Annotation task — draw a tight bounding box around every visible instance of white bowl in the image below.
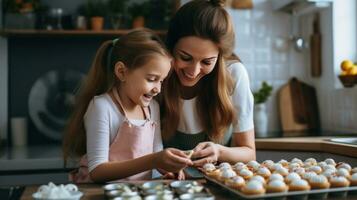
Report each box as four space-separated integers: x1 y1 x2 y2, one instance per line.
32 191 83 200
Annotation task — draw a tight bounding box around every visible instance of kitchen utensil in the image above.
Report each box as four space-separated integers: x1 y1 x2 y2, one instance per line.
11 117 27 147
310 13 322 77
279 80 308 135
291 14 306 52
279 78 320 136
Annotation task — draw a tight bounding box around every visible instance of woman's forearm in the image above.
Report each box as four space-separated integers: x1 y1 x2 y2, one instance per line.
218 145 256 164
90 152 159 182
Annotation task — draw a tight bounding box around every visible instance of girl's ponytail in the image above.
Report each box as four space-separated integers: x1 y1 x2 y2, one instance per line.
63 41 113 165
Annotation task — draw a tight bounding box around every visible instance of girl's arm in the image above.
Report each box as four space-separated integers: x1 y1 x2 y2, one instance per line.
90 148 192 183
192 129 256 166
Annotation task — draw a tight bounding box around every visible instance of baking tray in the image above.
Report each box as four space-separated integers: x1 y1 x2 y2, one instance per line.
205 175 357 199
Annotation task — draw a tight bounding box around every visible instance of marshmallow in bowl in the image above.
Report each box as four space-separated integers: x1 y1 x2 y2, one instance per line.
36 182 78 199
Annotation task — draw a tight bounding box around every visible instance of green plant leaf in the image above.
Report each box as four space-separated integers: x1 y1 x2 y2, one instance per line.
253 81 273 104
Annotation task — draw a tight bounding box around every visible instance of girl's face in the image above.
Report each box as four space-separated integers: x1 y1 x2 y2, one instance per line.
120 54 171 108
173 36 219 87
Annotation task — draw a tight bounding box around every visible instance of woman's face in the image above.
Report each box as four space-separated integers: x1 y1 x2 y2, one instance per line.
173 36 219 87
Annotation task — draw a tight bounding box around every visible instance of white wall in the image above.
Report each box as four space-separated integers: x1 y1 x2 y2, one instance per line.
229 0 357 134
228 0 298 135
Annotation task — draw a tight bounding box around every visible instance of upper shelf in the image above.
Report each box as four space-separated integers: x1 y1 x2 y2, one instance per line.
0 29 167 37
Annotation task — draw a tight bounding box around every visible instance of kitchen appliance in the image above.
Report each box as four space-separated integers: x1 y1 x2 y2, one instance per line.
28 70 84 141
279 78 320 136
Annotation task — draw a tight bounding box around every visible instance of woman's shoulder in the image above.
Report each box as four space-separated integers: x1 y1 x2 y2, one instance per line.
226 61 247 74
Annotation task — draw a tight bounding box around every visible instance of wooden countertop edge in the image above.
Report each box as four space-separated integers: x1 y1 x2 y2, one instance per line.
255 138 357 157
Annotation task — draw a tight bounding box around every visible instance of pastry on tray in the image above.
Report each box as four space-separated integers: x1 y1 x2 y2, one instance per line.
309 175 330 189
202 158 357 196
241 180 265 195
350 173 357 186
329 176 350 188
266 179 288 193
225 176 245 190
289 179 311 191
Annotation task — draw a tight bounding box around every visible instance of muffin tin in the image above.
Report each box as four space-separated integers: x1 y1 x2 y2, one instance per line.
201 158 357 199
103 180 214 200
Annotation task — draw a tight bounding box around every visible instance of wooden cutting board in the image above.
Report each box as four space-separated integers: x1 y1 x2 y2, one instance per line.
279 78 320 136
279 82 308 135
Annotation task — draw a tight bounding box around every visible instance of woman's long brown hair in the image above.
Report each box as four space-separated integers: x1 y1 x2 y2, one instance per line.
163 0 237 143
63 29 170 166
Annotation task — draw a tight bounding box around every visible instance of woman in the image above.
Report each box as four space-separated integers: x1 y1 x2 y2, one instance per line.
162 0 256 167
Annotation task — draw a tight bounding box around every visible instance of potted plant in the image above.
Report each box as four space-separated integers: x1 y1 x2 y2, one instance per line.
82 0 107 31
107 0 128 29
253 81 273 138
128 2 149 28
145 0 174 29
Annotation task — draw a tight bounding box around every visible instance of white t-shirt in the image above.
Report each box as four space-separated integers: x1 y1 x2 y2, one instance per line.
177 62 254 135
84 94 163 172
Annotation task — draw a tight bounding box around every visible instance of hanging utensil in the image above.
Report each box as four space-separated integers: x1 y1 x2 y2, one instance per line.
291 13 306 52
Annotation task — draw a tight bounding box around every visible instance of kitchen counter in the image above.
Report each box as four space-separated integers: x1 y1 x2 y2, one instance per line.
0 145 76 186
19 181 357 200
256 136 357 157
1 136 357 171
0 145 75 171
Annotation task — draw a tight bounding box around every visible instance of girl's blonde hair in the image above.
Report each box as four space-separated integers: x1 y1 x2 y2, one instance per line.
163 0 236 143
63 29 170 164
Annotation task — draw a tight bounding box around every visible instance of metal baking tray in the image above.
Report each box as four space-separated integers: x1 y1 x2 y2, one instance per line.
205 175 357 199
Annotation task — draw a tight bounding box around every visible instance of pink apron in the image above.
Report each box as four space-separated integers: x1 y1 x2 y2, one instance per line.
70 89 156 182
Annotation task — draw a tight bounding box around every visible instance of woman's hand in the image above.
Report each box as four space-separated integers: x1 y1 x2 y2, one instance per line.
155 148 193 173
192 142 221 167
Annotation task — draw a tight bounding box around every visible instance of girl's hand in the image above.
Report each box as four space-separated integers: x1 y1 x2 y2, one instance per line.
155 148 193 173
160 170 185 180
177 170 185 180
192 142 221 167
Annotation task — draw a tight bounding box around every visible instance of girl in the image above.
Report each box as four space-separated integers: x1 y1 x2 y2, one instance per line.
63 29 192 183
162 0 256 168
